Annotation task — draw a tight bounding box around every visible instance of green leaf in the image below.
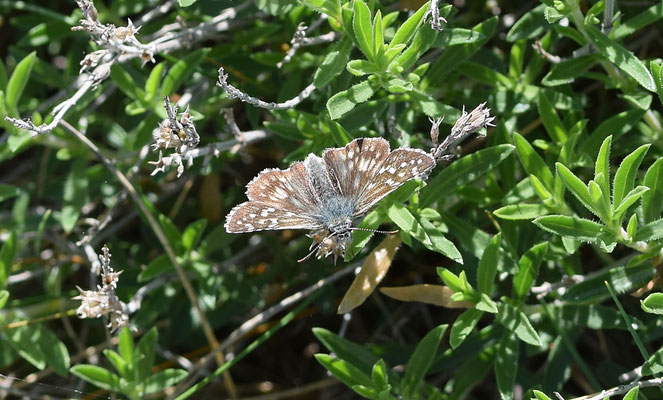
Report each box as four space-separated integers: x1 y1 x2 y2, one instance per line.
118 328 135 367
494 203 549 220
594 136 612 198
477 233 500 294
559 304 643 330
613 3 663 39
533 215 604 241
371 359 389 391
652 61 663 108
421 144 514 207
6 51 37 112
396 21 438 71
623 386 639 400
315 354 374 390
138 254 172 282
641 293 663 315
39 326 70 376
326 80 375 119
0 231 16 290
581 109 645 157
513 242 548 300
0 290 8 309
542 54 599 86
178 0 196 6
389 2 429 48
300 0 342 22
0 184 20 203
437 267 462 293
403 324 447 398
496 303 541 346
562 262 655 303
352 0 374 60
418 217 463 264
476 293 498 313
642 346 663 376
70 365 121 391
537 91 567 142
642 158 663 222
506 4 546 41
110 64 144 101
60 159 88 233
182 219 207 251
613 144 649 208
314 36 353 88
103 350 129 378
372 10 383 53
495 332 519 400
144 62 165 102
584 24 655 91
161 48 208 95
449 308 483 349
555 163 599 216
513 132 554 190
635 219 663 242
613 186 649 221
144 369 188 394
313 328 380 374
135 327 158 381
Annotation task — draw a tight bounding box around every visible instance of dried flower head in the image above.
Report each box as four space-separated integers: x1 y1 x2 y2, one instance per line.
73 245 128 332
113 18 141 42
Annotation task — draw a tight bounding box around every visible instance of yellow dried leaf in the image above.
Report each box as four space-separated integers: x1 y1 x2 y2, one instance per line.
337 234 401 314
380 284 474 308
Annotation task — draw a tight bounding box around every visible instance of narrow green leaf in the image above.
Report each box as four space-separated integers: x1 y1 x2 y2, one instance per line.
533 215 604 241
542 54 599 86
403 324 447 398
494 203 549 220
110 64 144 101
477 233 500 294
6 51 37 112
0 290 8 309
532 390 554 400
161 48 207 95
584 24 655 91
6 324 47 370
513 132 554 190
144 62 165 102
613 3 663 39
642 158 663 222
70 365 121 391
562 262 655 303
182 219 207 251
476 293 498 313
495 332 519 400
103 350 128 378
623 386 639 400
613 186 649 221
144 369 188 394
449 308 483 349
496 303 541 346
352 0 374 59
635 219 663 242
581 109 645 157
506 4 546 41
39 326 70 376
0 184 20 203
372 10 383 53
555 163 599 216
440 213 492 261
652 61 663 108
418 217 463 263
314 36 353 88
594 136 612 198
421 144 514 207
513 242 548 300
537 91 567 142
315 354 374 389
642 347 663 376
437 267 462 293
0 231 16 290
326 80 375 119
313 328 380 374
158 213 182 248
396 21 438 71
641 293 663 315
559 304 643 330
135 327 158 381
390 1 429 48
371 359 389 391
613 144 649 208
60 159 88 233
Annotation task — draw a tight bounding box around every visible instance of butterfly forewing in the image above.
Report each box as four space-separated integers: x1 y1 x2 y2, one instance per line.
246 162 320 214
225 201 319 232
322 137 390 201
355 148 435 215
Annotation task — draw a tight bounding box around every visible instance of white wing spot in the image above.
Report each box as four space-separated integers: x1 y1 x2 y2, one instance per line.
348 150 354 159
249 213 256 218
388 167 397 174
417 159 423 165
400 162 407 168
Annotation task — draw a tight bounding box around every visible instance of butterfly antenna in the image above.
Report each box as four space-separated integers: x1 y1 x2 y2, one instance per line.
349 227 399 235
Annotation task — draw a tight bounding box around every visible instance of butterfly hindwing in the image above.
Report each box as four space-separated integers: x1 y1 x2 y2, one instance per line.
225 201 319 233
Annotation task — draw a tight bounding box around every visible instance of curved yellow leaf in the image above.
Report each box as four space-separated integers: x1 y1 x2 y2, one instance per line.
337 234 401 314
380 284 474 308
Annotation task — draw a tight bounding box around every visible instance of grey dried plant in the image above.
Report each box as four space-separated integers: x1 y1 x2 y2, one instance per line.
73 245 128 332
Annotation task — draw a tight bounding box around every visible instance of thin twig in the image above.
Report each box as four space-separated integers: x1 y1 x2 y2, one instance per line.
217 67 316 110
56 119 237 398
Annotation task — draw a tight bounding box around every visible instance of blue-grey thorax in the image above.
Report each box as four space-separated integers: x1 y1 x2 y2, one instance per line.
314 195 355 233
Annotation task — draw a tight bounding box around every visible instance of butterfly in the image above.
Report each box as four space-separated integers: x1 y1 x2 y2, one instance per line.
224 137 436 262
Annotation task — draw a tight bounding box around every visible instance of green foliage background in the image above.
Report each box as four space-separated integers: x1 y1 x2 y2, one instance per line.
1 0 663 399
